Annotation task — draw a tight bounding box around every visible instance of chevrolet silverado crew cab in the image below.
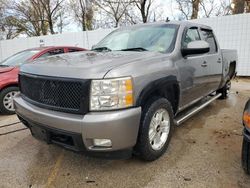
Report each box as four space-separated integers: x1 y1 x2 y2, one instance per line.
14 21 237 161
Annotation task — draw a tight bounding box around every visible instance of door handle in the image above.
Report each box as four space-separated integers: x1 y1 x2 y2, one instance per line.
217 58 222 63
201 61 207 67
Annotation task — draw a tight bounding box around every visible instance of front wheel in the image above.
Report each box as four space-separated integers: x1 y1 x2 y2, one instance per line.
135 97 174 161
0 86 19 115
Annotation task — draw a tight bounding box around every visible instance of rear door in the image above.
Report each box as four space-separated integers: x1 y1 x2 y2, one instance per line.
200 28 222 94
178 27 208 108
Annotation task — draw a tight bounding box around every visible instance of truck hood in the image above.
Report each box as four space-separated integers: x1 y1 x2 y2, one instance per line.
20 51 161 79
0 66 15 73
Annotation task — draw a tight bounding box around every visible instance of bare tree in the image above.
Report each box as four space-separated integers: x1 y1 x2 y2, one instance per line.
231 0 250 14
94 0 133 27
40 0 64 34
133 0 154 23
232 0 245 14
0 1 6 39
29 0 48 35
69 0 94 31
191 0 199 19
176 0 201 20
200 0 214 17
246 0 250 13
217 0 232 16
200 0 231 17
124 7 138 24
176 0 192 20
6 0 65 36
1 16 26 39
177 0 232 19
7 0 45 36
57 9 69 33
0 1 24 39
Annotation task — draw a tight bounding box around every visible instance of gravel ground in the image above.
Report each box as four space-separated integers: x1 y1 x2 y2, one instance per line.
0 78 250 188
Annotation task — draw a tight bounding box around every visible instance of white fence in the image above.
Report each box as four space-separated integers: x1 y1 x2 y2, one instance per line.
0 13 250 76
0 28 114 62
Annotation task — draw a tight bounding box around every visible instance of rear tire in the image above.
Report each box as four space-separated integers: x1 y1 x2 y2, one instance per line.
217 81 231 99
135 97 174 161
242 137 250 175
0 86 19 115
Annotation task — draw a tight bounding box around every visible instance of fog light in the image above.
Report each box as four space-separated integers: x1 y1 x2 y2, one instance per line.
93 139 112 147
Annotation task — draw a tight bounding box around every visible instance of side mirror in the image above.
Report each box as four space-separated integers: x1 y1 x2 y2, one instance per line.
91 44 97 50
181 40 210 57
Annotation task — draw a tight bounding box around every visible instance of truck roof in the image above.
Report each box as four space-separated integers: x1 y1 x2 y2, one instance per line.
118 21 212 31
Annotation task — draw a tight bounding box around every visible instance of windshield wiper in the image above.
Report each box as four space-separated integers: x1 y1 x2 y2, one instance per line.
0 65 9 67
120 47 148 52
92 47 112 52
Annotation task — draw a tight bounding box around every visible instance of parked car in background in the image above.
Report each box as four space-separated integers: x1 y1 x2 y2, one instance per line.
14 21 237 161
0 46 86 114
242 99 250 174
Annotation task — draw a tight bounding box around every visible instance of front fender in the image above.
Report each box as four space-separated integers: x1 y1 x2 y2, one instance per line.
136 75 180 113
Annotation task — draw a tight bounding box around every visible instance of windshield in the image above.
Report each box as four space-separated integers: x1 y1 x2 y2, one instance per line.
93 24 179 53
0 50 40 67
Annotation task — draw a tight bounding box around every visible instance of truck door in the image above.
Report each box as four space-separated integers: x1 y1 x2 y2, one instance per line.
178 27 208 108
200 28 222 95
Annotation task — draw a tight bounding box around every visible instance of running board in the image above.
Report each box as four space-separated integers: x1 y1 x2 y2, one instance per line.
175 93 222 126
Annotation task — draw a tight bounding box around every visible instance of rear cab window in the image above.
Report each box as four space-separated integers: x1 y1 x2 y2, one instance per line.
200 29 218 54
39 48 65 58
67 48 84 53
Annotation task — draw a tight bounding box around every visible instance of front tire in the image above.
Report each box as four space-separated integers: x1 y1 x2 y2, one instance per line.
0 86 19 115
135 97 174 161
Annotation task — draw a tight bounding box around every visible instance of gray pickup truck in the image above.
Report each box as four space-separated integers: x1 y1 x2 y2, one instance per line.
14 21 237 161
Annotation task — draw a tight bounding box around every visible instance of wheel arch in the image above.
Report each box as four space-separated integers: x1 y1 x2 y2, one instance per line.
228 61 236 79
0 83 19 92
136 76 180 114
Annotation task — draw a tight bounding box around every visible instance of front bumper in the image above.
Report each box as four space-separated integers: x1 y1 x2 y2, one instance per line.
14 96 141 158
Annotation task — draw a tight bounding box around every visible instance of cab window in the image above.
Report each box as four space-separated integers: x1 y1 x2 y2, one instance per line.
39 48 64 58
68 48 83 53
183 27 201 48
200 29 217 54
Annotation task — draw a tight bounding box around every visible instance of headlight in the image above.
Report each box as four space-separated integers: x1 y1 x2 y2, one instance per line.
90 77 134 111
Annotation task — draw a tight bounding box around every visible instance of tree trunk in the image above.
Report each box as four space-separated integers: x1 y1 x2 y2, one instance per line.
41 20 47 35
48 18 55 34
191 0 200 19
245 0 250 13
232 0 245 14
140 0 147 23
115 18 119 28
81 14 86 31
86 6 93 30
